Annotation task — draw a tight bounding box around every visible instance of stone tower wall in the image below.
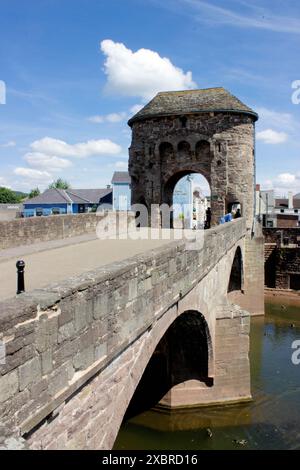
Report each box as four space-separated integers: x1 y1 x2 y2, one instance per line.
129 112 255 230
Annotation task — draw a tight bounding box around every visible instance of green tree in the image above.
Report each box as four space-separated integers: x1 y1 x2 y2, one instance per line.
0 187 21 203
48 178 71 190
28 187 40 199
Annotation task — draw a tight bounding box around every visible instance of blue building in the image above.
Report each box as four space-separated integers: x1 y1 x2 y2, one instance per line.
111 171 131 211
23 187 112 216
173 175 193 226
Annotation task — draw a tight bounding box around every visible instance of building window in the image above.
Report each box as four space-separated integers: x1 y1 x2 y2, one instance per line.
294 209 298 213
280 209 284 213
52 208 60 215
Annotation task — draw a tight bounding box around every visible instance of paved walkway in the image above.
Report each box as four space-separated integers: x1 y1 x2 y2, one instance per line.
0 232 173 302
0 232 98 261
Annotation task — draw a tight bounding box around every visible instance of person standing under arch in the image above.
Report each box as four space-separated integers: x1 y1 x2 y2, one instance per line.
205 207 212 229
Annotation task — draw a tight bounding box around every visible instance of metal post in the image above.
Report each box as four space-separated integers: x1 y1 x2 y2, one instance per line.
16 260 25 294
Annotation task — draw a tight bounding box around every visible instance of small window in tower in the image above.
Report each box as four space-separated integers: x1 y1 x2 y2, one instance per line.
179 116 187 128
218 143 221 152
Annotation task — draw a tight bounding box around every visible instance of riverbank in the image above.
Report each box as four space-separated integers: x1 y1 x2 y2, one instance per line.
265 288 300 307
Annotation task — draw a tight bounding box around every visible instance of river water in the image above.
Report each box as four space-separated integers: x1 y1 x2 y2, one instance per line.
114 299 300 450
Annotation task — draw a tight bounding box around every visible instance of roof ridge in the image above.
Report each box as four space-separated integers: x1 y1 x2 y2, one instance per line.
52 188 69 204
157 87 225 95
128 87 258 126
61 189 73 204
66 189 91 203
53 188 72 204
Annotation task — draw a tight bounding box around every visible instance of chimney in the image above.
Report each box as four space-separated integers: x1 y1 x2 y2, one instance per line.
256 184 260 191
288 191 293 209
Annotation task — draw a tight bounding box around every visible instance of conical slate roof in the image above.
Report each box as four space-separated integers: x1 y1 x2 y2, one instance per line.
128 87 258 126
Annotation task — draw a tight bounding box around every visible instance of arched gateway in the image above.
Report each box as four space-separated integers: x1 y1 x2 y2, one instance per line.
128 87 258 229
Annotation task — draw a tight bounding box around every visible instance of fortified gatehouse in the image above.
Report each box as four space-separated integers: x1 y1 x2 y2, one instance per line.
128 87 257 230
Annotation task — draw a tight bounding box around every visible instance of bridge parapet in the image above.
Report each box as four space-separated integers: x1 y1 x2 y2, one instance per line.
0 218 246 447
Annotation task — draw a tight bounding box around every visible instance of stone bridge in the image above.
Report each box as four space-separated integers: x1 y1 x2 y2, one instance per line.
0 218 263 450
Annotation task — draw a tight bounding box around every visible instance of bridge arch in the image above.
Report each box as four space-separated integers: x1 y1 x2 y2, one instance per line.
228 245 243 293
226 244 248 310
123 309 213 421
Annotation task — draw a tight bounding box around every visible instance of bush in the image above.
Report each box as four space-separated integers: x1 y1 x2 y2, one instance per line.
0 187 22 203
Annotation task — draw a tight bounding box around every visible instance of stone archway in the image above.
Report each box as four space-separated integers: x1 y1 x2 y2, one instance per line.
124 310 213 420
228 246 243 293
227 245 245 306
162 170 211 229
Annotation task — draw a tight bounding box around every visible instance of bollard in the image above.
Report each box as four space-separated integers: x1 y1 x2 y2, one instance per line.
16 260 25 294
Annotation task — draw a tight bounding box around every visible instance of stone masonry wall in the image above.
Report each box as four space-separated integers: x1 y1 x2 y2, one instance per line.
263 227 300 245
0 219 247 449
238 234 265 315
129 112 255 230
0 212 134 250
263 228 300 290
275 248 300 289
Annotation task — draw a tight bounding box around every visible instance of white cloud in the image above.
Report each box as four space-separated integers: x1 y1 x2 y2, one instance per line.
262 172 300 195
178 0 300 34
256 107 295 132
14 167 52 182
106 112 127 123
88 112 127 124
88 116 104 124
24 152 72 171
100 39 196 100
115 161 128 169
30 137 122 158
88 105 144 125
12 136 121 190
0 176 8 186
257 129 288 145
276 173 297 185
0 140 16 148
130 104 144 114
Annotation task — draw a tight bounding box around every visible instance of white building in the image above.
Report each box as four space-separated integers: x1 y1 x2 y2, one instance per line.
192 186 208 229
256 185 300 228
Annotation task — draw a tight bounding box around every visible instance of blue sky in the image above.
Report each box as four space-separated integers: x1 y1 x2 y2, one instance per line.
0 0 299 195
